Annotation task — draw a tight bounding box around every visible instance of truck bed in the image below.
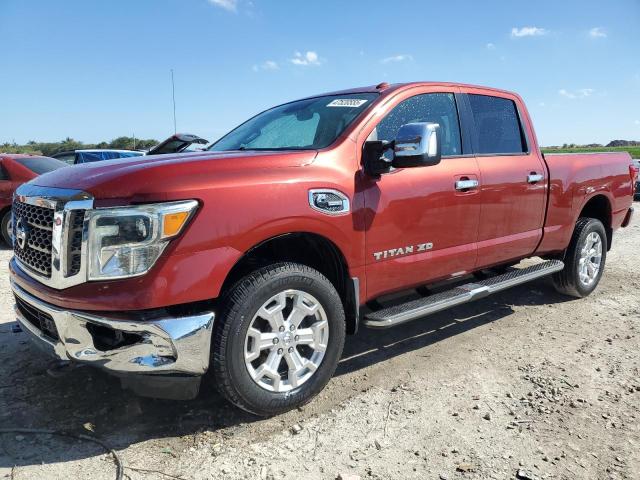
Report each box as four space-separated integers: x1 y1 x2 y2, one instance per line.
537 151 634 254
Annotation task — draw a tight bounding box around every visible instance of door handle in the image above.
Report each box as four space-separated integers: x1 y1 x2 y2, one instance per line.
455 179 479 191
527 173 544 184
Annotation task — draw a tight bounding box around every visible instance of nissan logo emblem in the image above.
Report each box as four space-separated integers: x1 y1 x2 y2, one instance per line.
15 217 29 250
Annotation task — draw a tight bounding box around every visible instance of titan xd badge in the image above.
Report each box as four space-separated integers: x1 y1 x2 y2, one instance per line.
373 242 433 261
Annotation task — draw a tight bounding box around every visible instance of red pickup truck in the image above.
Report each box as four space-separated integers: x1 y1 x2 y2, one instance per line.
10 82 636 416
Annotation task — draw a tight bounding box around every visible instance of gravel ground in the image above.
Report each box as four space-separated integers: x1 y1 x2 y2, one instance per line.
0 213 638 480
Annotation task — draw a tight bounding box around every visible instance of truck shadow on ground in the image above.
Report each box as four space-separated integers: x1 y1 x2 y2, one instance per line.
0 278 573 468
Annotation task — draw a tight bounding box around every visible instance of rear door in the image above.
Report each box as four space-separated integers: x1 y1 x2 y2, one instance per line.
462 90 547 268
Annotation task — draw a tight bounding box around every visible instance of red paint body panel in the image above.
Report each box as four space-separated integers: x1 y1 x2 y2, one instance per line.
0 154 44 212
10 83 636 312
536 151 635 254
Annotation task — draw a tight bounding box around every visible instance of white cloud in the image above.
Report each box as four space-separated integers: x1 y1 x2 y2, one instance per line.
589 27 607 38
252 60 278 72
208 0 237 12
486 43 495 50
559 88 595 99
290 51 321 66
381 54 413 64
511 27 547 38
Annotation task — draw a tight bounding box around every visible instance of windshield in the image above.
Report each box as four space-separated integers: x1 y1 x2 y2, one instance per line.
15 156 68 174
210 93 378 152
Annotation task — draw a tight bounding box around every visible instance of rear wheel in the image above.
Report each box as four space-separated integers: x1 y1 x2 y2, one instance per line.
1 211 12 246
552 217 607 298
212 262 345 416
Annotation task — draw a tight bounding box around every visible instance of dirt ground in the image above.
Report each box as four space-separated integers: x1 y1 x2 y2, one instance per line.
0 213 638 480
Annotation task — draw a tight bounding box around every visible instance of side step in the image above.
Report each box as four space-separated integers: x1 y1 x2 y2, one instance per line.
362 260 564 329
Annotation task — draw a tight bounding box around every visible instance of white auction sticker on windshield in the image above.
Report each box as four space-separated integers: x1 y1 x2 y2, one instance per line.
327 99 368 107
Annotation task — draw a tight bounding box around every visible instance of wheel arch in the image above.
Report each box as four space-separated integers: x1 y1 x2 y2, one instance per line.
576 194 612 250
220 231 360 334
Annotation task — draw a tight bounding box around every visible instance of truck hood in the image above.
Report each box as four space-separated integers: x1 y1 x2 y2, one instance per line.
29 150 317 202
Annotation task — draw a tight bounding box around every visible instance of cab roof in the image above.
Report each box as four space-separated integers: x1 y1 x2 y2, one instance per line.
313 81 518 98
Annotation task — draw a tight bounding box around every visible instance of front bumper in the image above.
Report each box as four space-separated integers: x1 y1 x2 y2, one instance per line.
12 280 215 399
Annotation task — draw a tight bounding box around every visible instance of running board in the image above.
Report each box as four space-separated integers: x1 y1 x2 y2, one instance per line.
362 260 564 329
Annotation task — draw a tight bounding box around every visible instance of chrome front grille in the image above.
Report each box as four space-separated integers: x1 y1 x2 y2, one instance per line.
12 184 94 289
67 209 86 276
12 200 54 277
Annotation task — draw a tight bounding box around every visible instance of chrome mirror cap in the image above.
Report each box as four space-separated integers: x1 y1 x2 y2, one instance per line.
393 122 442 168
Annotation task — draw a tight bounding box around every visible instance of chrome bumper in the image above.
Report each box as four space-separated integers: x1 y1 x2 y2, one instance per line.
11 280 214 377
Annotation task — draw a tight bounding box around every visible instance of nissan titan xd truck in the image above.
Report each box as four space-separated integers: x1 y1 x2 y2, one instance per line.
10 82 637 416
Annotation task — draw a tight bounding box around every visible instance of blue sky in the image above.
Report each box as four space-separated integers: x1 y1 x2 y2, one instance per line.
1 0 639 146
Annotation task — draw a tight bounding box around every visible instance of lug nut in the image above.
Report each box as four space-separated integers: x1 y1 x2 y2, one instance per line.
294 335 299 341
277 348 283 355
288 347 294 353
289 325 295 331
279 326 285 332
273 338 279 344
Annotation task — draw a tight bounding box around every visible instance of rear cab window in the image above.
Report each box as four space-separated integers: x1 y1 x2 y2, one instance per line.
467 94 528 155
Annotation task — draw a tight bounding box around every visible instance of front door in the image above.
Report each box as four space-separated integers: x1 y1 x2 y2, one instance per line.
462 90 547 268
360 89 481 300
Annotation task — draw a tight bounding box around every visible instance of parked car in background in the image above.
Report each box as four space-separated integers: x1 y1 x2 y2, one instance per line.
0 154 68 244
51 149 144 165
50 135 209 165
146 133 209 155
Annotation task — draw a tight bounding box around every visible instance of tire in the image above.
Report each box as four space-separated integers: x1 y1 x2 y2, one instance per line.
1 210 12 246
212 262 346 416
552 217 607 298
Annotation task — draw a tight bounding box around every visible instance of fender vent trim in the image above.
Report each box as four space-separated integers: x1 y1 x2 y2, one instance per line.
308 189 350 216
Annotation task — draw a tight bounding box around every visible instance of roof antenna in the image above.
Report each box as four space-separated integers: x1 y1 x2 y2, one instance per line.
171 69 177 134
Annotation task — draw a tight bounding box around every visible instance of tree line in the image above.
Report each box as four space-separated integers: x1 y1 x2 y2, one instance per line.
1 136 159 157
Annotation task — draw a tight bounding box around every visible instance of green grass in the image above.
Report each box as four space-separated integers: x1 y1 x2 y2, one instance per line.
542 146 640 159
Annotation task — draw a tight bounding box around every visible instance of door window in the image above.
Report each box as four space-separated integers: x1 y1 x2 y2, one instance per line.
467 94 527 154
369 93 462 157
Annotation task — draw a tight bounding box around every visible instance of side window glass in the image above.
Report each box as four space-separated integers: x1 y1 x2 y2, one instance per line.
0 164 8 181
370 93 462 157
468 94 527 154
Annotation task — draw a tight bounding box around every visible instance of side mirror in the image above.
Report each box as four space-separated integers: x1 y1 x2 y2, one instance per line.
362 140 393 177
392 122 442 168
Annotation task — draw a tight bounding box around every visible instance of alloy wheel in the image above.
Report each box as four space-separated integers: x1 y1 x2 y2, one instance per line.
244 289 329 392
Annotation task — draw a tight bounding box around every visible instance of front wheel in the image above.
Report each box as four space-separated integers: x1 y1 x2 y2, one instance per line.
552 217 607 298
211 262 345 416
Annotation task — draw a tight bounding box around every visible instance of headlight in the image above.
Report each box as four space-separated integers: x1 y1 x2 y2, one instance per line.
87 200 198 280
